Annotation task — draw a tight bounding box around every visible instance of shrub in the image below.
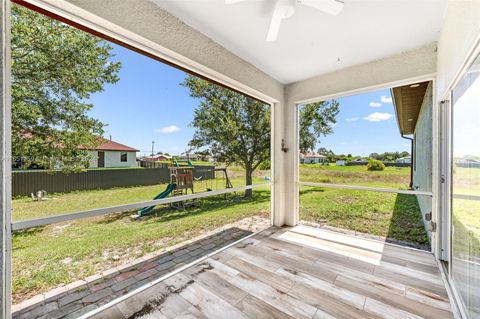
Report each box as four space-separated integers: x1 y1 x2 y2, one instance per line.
367 159 385 171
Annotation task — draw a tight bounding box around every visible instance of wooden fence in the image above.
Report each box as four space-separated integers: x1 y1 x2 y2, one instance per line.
12 166 215 197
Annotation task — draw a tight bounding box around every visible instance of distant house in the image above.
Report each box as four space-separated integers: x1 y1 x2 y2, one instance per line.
336 160 346 166
179 153 199 161
455 157 480 168
81 139 139 168
456 157 480 164
301 153 328 164
396 156 412 164
204 155 216 163
144 154 172 162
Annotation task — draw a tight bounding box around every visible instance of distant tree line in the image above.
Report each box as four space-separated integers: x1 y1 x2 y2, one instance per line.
368 151 410 162
316 148 410 163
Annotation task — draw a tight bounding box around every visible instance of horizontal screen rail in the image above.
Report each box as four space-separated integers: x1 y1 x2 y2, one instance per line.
299 182 433 197
12 183 272 231
452 193 480 201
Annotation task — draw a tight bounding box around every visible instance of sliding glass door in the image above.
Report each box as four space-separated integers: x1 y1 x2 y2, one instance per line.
451 53 480 319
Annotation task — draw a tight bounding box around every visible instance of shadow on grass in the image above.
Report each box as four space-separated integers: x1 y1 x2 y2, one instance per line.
299 188 325 196
387 193 430 249
12 226 46 237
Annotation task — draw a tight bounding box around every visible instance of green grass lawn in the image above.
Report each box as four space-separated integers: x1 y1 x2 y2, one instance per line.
451 167 480 260
299 164 428 246
12 179 270 302
299 186 429 245
300 163 411 188
451 199 480 259
12 174 269 221
12 164 430 302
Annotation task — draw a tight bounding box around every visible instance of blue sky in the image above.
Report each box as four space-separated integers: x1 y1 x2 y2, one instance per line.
310 90 410 156
88 44 197 156
89 43 409 157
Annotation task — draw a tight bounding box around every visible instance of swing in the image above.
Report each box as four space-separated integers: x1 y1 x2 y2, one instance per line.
202 171 213 192
215 169 220 191
214 167 237 200
206 170 214 192
190 165 214 192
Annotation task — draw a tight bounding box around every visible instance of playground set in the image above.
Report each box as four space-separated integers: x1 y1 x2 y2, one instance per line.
136 159 235 217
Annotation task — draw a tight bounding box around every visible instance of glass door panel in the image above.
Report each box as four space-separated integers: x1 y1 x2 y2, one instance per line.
451 53 480 319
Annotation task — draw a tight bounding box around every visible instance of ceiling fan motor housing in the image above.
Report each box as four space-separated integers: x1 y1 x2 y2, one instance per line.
277 0 296 19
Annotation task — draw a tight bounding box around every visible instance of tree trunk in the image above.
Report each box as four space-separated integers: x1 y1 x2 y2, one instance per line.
244 167 253 198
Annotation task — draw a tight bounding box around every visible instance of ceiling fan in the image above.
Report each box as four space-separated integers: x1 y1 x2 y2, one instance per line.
225 0 344 42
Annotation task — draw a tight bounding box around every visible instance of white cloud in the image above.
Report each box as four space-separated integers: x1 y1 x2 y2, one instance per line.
346 117 359 122
155 125 180 134
380 95 393 103
363 112 394 122
369 102 382 108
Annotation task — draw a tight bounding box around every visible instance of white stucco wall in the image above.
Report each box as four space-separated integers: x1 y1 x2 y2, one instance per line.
437 0 480 100
87 150 137 168
413 83 433 238
105 151 137 168
286 43 437 105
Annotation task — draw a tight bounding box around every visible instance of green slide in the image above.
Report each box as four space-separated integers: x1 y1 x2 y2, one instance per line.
138 183 176 217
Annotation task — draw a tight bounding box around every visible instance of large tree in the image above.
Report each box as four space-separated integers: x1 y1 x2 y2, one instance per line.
182 76 340 197
182 76 270 198
12 4 121 171
299 100 339 153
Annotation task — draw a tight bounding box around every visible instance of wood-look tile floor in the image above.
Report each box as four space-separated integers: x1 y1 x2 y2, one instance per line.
92 226 454 319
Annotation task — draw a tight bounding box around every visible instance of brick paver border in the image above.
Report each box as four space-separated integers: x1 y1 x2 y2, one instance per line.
12 216 270 319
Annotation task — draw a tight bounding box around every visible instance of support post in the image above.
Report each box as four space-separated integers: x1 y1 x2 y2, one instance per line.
0 0 11 317
272 101 286 226
282 99 299 226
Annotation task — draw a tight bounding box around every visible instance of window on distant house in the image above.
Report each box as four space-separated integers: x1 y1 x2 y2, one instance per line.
120 152 127 162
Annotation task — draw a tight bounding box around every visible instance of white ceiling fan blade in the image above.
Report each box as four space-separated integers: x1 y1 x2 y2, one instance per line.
266 6 284 42
266 2 295 42
225 0 248 5
298 0 344 16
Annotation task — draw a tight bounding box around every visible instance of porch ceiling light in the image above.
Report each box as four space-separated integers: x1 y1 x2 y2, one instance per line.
410 84 420 88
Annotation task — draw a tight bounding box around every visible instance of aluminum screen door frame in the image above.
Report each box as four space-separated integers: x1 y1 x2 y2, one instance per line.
0 0 11 317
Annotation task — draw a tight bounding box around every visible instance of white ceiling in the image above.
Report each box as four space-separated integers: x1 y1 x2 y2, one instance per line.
152 0 447 84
